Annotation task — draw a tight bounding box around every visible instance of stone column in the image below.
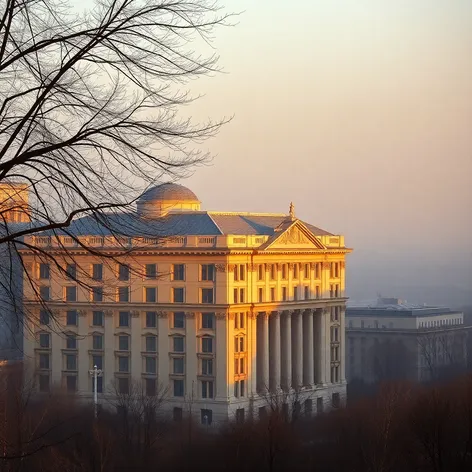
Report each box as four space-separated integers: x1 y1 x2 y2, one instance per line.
303 309 314 386
324 308 331 384
215 312 228 400
340 306 346 382
269 311 281 392
104 310 115 392
78 310 89 393
249 312 258 395
131 310 141 378
315 308 327 385
258 312 270 392
281 310 292 391
157 311 169 389
291 310 303 390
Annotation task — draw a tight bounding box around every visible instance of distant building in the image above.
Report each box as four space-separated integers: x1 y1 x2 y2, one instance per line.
346 298 471 384
0 182 32 360
20 183 352 424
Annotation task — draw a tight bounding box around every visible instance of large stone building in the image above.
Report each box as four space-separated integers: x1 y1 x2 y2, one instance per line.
21 183 351 424
346 298 471 385
0 182 31 360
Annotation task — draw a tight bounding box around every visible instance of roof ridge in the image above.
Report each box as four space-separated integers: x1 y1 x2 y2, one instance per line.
208 211 287 217
206 212 224 235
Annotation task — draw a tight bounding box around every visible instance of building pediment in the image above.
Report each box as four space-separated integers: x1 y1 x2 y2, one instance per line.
259 220 326 251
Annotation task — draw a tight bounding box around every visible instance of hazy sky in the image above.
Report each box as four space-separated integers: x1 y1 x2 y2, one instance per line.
73 0 472 303
178 0 472 304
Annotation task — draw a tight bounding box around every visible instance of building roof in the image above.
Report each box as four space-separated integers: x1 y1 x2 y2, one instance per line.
51 211 333 238
138 183 200 203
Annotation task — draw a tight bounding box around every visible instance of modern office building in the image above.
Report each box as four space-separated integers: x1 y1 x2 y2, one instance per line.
21 183 351 424
346 298 470 384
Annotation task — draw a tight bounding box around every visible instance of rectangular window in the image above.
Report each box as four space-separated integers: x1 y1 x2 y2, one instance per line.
293 286 298 301
39 263 50 280
202 313 214 329
65 286 77 302
145 264 157 279
282 287 287 301
146 378 156 396
119 311 130 327
94 376 103 394
146 311 157 328
304 263 310 279
66 264 77 279
173 287 185 303
282 264 287 279
315 286 320 299
65 354 77 371
240 379 245 397
39 374 49 392
239 265 245 281
258 265 264 281
92 354 103 370
173 336 184 352
201 264 215 281
66 310 77 326
239 313 245 329
173 312 185 329
173 407 183 422
235 358 239 375
118 264 130 281
145 357 157 374
202 358 213 375
39 353 50 369
92 264 103 281
118 335 129 351
39 333 50 348
118 377 129 394
173 357 184 374
146 336 157 352
172 264 185 281
93 311 104 327
270 264 276 281
173 379 184 397
92 286 103 302
239 288 245 303
201 288 214 304
233 288 238 304
270 287 275 301
315 263 321 279
258 288 263 303
39 286 50 301
240 357 245 374
145 287 157 303
201 381 214 399
118 286 129 302
66 334 77 349
304 286 309 300
39 309 50 325
66 375 77 392
293 264 299 279
93 335 103 350
118 356 129 372
201 409 212 425
202 337 213 353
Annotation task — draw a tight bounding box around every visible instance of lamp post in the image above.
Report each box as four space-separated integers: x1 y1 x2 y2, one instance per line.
89 365 103 418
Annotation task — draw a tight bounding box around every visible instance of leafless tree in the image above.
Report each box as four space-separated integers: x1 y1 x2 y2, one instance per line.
0 0 232 353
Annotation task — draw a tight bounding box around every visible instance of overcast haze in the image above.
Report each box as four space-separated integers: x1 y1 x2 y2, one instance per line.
75 0 472 306
177 0 472 306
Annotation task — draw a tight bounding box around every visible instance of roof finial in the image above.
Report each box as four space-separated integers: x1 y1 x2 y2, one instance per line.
289 202 295 219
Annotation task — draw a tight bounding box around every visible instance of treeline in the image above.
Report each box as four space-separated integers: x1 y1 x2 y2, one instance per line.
1 375 472 471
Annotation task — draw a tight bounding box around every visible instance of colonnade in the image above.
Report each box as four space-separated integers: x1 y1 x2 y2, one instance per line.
256 308 333 392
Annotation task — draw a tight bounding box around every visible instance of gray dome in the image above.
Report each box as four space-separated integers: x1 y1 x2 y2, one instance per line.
139 183 200 203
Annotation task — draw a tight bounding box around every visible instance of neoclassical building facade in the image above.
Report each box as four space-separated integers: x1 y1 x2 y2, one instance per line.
21 183 352 423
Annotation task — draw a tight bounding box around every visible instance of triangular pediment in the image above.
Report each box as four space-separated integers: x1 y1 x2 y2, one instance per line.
260 220 326 250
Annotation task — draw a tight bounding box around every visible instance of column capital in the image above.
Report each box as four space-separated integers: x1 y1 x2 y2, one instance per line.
248 311 257 319
269 310 281 318
78 309 88 317
104 310 113 317
248 263 256 271
215 312 227 320
215 263 227 273
131 310 140 318
322 261 330 270
157 311 168 319
257 311 269 320
184 312 195 319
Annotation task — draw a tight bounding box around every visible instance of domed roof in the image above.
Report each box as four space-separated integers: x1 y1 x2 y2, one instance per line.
139 183 200 203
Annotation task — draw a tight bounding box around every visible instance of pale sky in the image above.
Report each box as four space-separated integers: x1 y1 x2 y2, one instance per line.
180 0 472 305
75 1 472 304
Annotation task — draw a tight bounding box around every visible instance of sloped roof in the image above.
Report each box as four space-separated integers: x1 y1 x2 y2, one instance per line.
39 211 333 238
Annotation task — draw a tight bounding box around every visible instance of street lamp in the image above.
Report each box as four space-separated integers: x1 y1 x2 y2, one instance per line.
89 365 103 418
